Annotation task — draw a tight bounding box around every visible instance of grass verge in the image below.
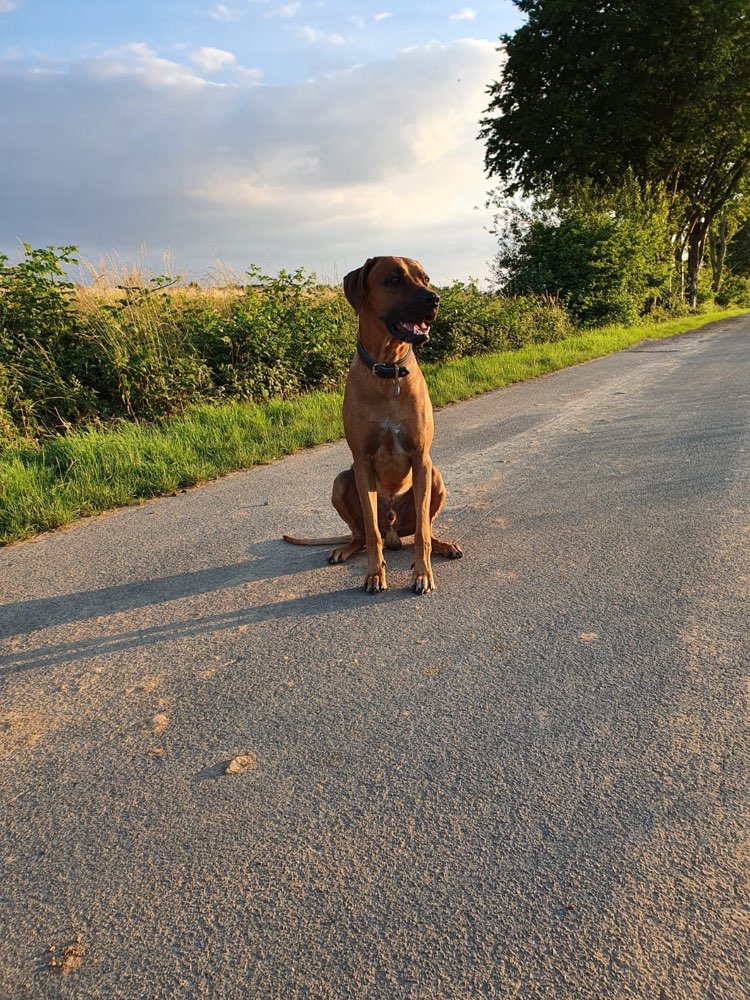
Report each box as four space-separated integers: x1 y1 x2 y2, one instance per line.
1 308 746 546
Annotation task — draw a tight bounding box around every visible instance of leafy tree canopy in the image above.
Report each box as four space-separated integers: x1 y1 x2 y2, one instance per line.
482 0 750 201
481 0 750 304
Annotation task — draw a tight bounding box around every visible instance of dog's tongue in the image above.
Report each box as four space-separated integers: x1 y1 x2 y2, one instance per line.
405 321 431 335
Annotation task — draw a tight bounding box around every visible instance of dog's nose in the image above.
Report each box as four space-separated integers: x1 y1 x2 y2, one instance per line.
423 290 439 308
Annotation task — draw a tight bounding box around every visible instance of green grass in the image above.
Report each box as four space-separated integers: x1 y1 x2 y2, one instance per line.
0 308 745 546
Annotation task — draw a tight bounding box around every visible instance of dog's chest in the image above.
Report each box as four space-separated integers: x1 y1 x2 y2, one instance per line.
371 418 412 491
375 416 418 456
380 417 404 444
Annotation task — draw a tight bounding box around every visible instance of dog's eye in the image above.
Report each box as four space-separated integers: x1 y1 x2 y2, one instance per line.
387 274 402 286
423 275 430 285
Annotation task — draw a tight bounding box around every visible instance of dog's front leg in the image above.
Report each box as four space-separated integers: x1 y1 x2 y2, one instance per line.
411 452 434 594
353 457 387 593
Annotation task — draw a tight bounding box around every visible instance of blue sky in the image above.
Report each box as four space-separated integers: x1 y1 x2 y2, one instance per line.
1 1 523 282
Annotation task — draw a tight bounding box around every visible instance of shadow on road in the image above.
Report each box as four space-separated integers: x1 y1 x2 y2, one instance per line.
0 539 333 640
0 539 418 678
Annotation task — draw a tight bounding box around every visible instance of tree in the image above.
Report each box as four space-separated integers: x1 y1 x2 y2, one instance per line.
480 0 750 307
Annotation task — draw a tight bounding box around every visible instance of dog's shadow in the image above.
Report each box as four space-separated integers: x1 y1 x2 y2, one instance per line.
0 537 426 677
3 534 425 636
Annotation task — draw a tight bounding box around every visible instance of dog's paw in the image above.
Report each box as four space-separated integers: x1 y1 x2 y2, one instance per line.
432 538 463 560
329 540 363 564
411 569 435 595
363 564 388 594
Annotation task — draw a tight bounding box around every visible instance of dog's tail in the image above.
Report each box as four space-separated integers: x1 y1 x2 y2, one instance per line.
282 533 352 546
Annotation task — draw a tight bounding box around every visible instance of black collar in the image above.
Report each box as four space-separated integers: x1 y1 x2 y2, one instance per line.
356 339 412 379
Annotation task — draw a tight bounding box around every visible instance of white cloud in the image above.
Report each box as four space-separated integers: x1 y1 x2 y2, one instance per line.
273 2 301 16
301 26 348 45
0 40 504 282
90 43 209 87
209 4 243 22
0 0 18 11
374 12 392 21
449 7 477 20
190 47 237 73
235 66 264 83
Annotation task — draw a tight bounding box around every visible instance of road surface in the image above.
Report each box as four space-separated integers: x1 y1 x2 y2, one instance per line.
1 318 749 998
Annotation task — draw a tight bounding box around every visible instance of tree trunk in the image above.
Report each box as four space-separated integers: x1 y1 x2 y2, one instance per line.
709 217 729 293
674 240 685 303
687 218 710 309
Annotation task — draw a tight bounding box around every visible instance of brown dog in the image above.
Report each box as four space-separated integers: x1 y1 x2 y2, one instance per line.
284 256 462 593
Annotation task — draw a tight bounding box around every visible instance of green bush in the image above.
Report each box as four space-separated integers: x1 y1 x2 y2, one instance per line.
715 273 750 307
425 281 496 359
191 267 354 403
0 245 99 439
424 283 572 362
493 177 676 326
499 208 674 325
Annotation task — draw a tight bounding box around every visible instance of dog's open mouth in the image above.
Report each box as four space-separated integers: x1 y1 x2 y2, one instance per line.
388 319 433 344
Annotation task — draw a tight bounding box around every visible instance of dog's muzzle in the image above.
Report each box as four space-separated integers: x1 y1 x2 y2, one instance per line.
388 319 433 345
385 291 440 345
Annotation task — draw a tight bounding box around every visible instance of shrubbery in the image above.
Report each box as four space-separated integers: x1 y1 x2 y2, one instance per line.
423 282 573 361
0 246 578 447
0 251 360 444
715 273 750 308
0 245 98 439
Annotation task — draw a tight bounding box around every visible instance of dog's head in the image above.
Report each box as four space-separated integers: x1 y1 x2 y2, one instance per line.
343 256 439 345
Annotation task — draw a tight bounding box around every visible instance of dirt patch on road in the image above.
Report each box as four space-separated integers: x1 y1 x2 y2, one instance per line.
0 709 57 754
47 937 85 976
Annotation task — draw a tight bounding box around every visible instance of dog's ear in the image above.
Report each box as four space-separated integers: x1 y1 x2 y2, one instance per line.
343 257 379 314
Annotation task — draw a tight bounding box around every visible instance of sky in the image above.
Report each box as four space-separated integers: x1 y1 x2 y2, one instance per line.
0 1 523 284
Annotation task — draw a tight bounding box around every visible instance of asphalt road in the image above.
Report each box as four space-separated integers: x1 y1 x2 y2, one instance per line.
1 318 749 999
